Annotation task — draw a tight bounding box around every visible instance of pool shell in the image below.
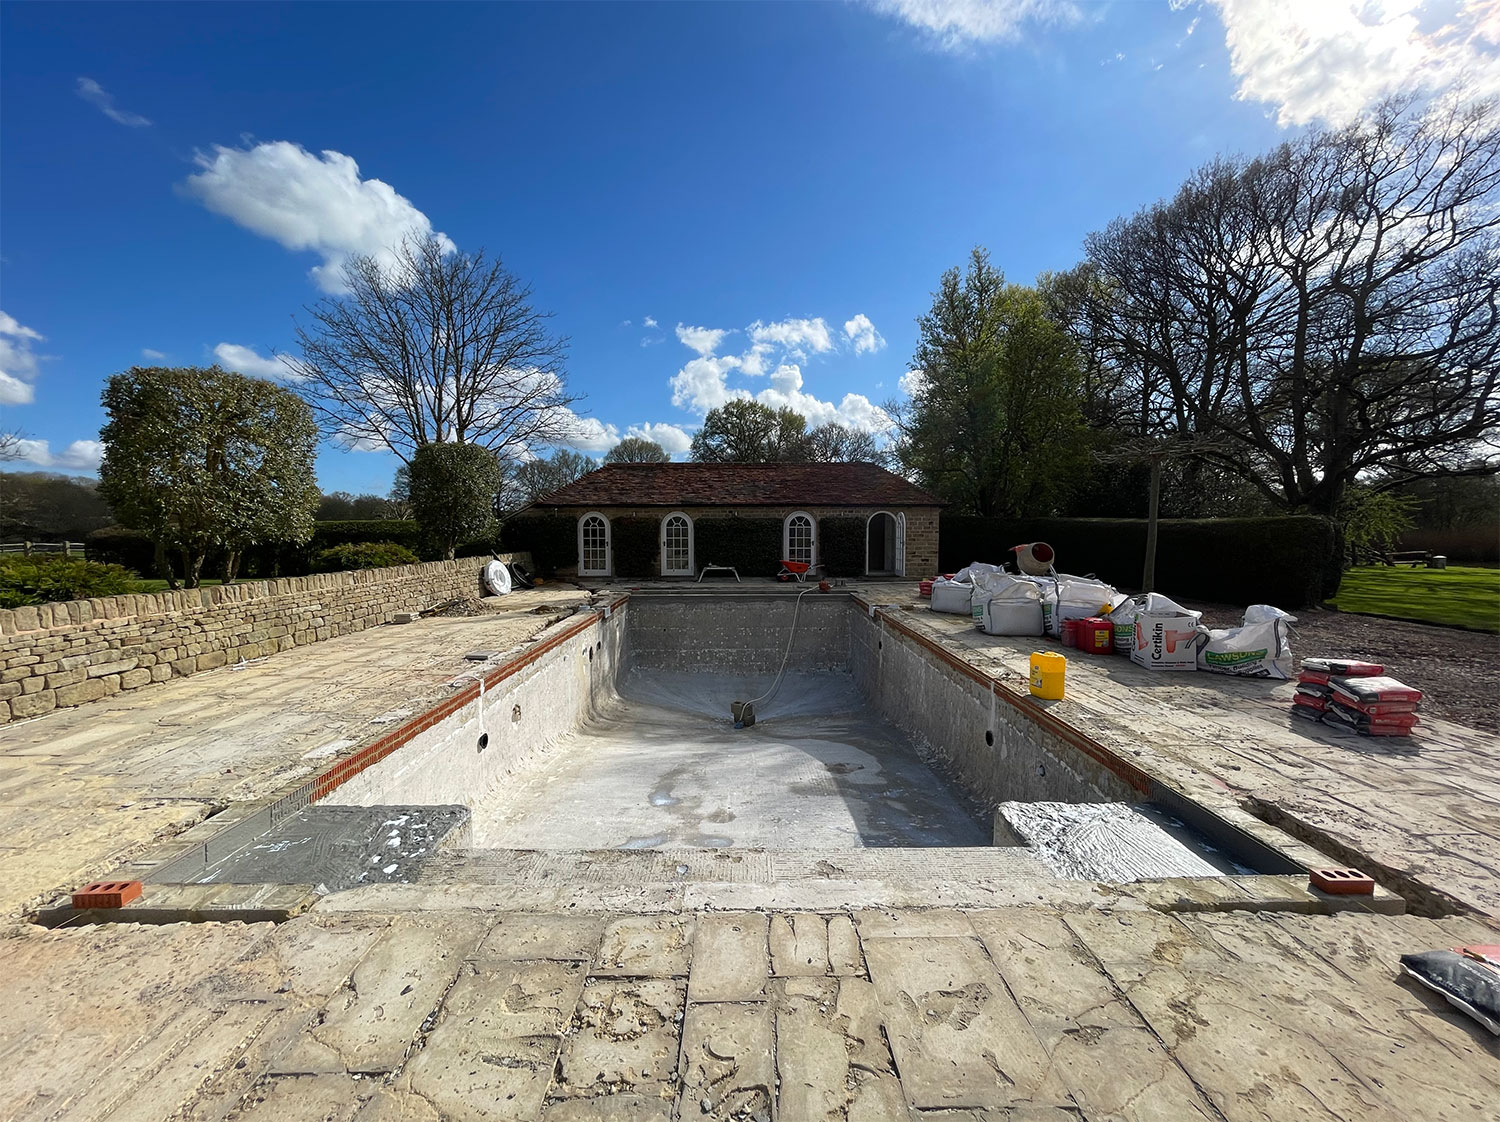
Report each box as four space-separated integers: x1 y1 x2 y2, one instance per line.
151 589 1302 887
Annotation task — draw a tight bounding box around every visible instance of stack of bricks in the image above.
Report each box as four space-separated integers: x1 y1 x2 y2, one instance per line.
0 556 488 723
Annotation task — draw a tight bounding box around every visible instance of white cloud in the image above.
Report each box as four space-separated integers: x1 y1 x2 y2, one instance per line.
11 439 104 472
755 364 892 433
843 313 886 355
557 415 621 453
748 317 834 356
182 141 454 293
625 422 693 455
75 77 150 127
898 369 929 398
1203 0 1500 126
670 354 748 413
643 316 659 329
864 0 1081 49
213 343 301 382
0 311 43 405
675 323 729 356
141 348 166 360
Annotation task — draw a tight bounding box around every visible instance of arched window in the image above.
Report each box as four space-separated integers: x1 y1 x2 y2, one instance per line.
578 513 611 576
660 512 694 576
783 511 816 568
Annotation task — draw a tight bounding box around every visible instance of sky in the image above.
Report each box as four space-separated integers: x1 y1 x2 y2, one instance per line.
3 0 1498 494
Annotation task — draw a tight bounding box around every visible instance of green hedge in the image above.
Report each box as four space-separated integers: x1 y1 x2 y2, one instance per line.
499 514 577 573
695 516 784 577
311 541 421 573
939 515 1339 608
0 555 140 608
818 516 865 578
612 517 659 579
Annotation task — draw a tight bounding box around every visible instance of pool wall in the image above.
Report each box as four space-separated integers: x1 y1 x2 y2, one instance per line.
621 592 850 675
849 602 1141 808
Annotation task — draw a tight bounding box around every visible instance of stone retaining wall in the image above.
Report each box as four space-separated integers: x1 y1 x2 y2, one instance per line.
0 557 489 723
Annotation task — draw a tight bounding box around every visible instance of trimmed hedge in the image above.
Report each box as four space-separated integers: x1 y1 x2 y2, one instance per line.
612 517 660 579
939 514 1339 608
500 514 577 573
818 516 865 578
311 541 421 573
0 554 139 608
695 516 784 577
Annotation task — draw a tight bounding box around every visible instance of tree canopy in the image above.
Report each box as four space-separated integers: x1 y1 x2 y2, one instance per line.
893 250 1089 517
604 436 670 463
498 449 598 514
289 236 576 463
407 442 504 559
97 365 319 586
688 400 881 464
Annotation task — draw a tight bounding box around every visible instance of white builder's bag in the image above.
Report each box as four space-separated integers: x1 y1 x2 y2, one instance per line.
930 577 974 615
1040 575 1126 637
1197 604 1296 679
981 580 1045 636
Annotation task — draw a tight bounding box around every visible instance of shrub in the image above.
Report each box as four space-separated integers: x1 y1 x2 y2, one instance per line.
939 514 1339 608
0 555 139 608
310 541 421 573
500 514 578 573
407 443 503 559
694 517 784 577
611 517 659 579
818 516 865 578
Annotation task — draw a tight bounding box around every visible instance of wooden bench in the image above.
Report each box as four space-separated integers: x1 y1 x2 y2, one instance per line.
1386 550 1431 567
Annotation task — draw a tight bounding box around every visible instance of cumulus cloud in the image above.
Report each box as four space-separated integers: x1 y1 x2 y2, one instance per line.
0 311 43 405
675 323 729 356
10 438 105 472
182 141 454 293
898 369 929 398
756 364 892 432
643 316 659 329
213 343 301 382
864 0 1081 49
1202 0 1500 126
556 414 622 453
625 422 693 455
748 317 834 356
141 348 166 360
843 313 886 355
671 354 748 413
75 77 151 127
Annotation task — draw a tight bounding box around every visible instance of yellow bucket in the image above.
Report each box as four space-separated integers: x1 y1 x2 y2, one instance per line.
1029 651 1066 700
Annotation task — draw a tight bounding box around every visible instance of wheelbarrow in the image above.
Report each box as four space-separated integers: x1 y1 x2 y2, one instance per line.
777 560 811 582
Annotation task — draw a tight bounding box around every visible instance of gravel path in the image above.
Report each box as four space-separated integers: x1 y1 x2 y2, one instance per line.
1190 601 1500 732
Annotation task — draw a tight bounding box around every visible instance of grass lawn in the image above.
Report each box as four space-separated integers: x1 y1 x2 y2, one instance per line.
130 578 224 594
1330 565 1500 632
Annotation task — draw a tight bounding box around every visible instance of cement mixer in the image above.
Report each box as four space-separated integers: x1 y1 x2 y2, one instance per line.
1012 542 1056 576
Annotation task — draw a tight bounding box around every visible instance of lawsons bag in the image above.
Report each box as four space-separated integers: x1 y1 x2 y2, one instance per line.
1197 604 1297 679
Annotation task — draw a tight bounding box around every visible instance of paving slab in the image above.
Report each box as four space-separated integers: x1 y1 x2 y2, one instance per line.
678 1000 776 1121
551 979 684 1102
687 913 769 1002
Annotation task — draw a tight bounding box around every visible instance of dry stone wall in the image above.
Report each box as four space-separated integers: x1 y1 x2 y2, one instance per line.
0 557 489 724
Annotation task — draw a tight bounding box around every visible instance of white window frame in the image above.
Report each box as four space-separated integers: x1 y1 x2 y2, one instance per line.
660 511 694 576
783 511 817 568
577 512 612 577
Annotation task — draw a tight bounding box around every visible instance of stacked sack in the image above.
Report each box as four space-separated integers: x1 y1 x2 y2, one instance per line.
1293 657 1423 737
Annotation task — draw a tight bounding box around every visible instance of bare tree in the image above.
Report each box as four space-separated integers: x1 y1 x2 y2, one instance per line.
288 236 575 463
1080 98 1500 514
803 423 883 464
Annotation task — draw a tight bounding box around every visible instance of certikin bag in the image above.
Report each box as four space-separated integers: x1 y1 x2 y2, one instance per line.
1197 604 1296 679
1129 593 1203 672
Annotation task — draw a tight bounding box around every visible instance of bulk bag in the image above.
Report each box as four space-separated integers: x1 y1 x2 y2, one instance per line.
1039 575 1126 638
930 577 974 615
981 581 1045 636
1197 604 1297 679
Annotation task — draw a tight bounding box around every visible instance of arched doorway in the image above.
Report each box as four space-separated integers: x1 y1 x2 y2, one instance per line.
866 511 906 576
660 512 693 576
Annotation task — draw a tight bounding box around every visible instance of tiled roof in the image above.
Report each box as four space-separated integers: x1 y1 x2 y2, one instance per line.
533 462 942 508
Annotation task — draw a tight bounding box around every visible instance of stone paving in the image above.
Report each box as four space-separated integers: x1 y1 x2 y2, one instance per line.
2 901 1497 1121
0 590 588 919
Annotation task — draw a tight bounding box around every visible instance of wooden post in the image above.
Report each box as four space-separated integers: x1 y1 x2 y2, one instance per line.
1143 455 1162 594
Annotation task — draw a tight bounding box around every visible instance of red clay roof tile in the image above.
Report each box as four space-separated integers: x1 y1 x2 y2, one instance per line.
534 462 941 508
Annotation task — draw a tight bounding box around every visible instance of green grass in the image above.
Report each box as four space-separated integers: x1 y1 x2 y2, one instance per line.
1329 565 1500 631
130 578 224 594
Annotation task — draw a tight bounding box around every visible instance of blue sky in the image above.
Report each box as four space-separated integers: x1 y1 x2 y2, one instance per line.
3 1 1494 494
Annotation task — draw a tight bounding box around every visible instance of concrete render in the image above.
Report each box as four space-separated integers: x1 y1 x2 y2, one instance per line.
2 580 1499 1120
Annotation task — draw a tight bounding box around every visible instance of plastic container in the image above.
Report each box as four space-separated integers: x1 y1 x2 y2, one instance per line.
1061 618 1079 648
1078 616 1114 654
1029 651 1066 700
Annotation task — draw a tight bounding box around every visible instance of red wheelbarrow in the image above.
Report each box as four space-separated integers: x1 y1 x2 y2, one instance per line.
777 559 812 582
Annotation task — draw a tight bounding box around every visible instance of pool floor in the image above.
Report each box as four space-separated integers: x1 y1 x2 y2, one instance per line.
469 669 990 849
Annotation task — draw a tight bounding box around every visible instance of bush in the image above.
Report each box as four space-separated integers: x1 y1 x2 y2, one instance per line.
939 514 1339 608
500 513 578 573
408 443 502 559
694 517 784 577
612 517 659 579
818 516 865 578
310 541 421 573
0 554 139 608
